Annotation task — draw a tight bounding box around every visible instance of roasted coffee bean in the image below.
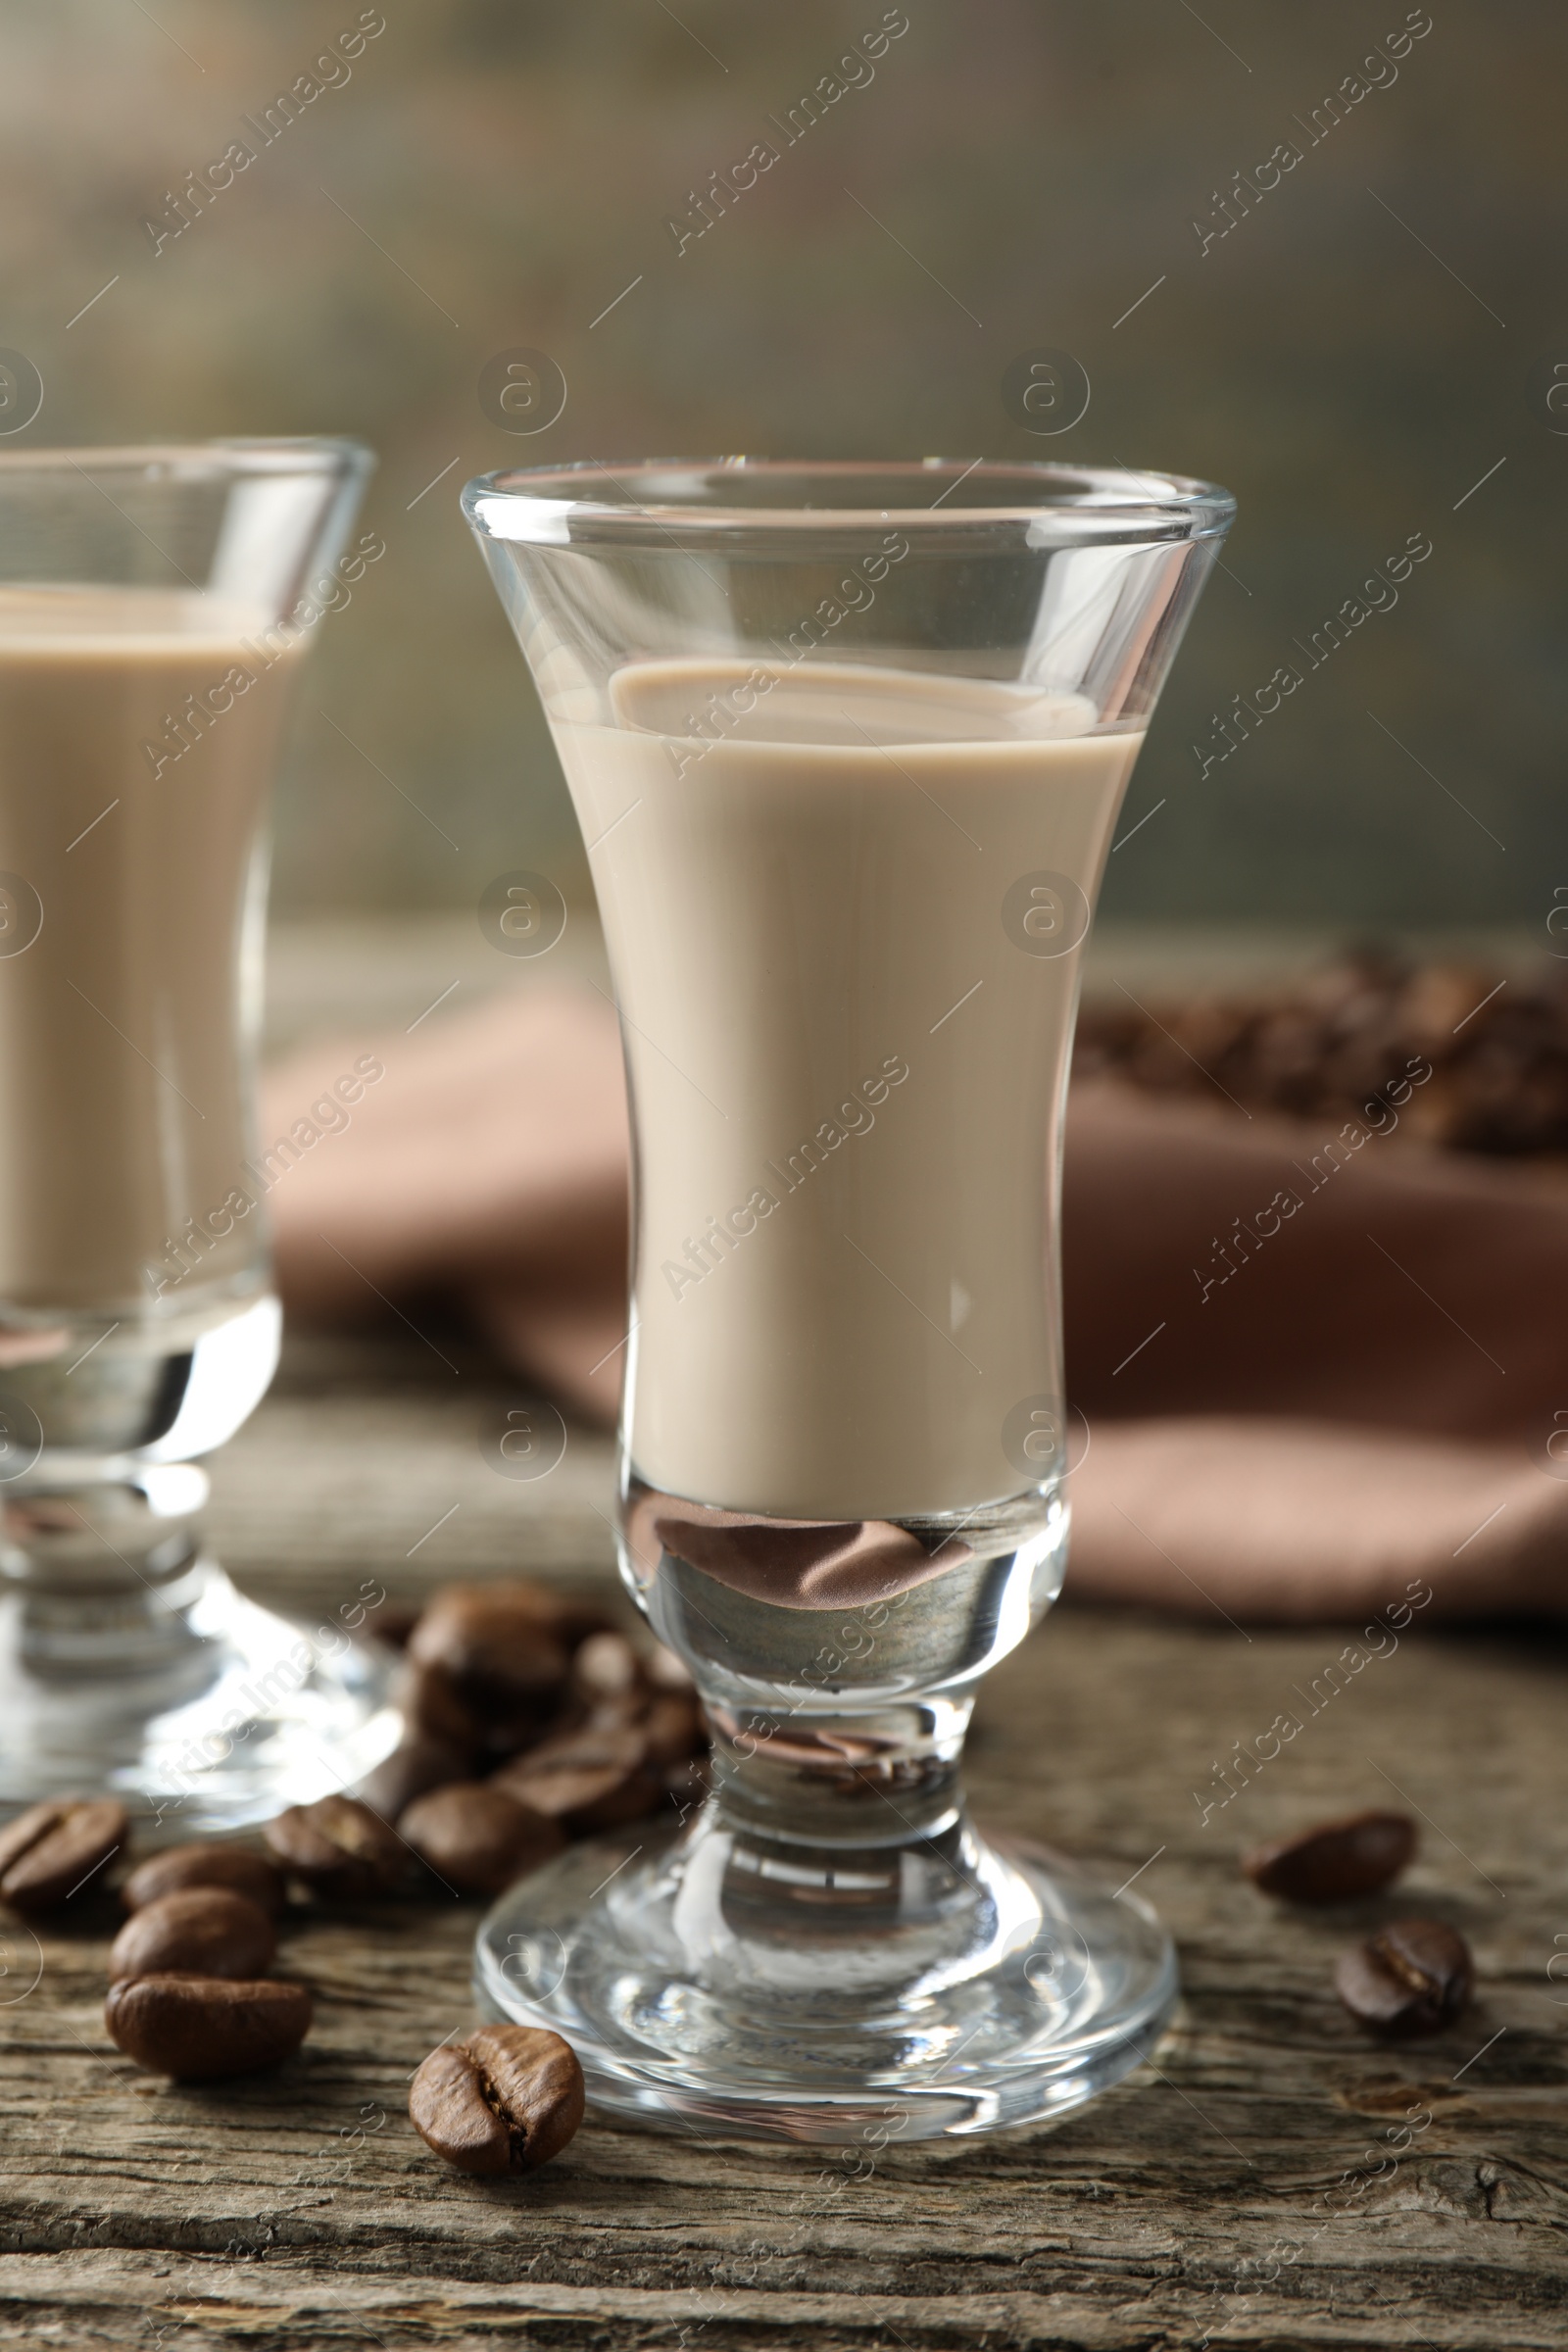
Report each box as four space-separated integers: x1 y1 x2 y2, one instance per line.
404 1656 563 1761
569 1630 643 1706
356 1734 476 1822
1072 952 1568 1159
0 1796 127 1913
408 1583 571 1717
405 1662 569 1764
109 1888 277 1984
494 1720 662 1834
106 1972 313 2081
398 1783 565 1896
370 1602 424 1650
1244 1810 1416 1904
403 1661 491 1751
409 2023 584 2174
264 1795 406 1898
122 1841 285 1918
1336 1918 1473 2038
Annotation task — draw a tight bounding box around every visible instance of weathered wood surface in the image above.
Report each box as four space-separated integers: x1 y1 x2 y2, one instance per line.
0 1333 1564 2350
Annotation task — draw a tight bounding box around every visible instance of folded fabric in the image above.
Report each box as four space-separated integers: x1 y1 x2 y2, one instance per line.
1055 1081 1567 1621
259 990 630 1416
261 992 1568 1622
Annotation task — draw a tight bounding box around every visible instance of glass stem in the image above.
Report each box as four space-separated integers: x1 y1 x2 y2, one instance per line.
1 1468 211 1676
702 1690 973 1850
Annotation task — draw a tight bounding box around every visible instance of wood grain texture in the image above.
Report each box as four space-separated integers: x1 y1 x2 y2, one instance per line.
4 1334 1566 2350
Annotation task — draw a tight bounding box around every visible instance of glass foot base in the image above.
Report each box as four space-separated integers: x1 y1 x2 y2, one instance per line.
0 1560 401 1832
474 1814 1178 2143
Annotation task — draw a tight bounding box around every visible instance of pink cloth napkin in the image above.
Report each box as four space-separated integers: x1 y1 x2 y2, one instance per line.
261 992 1568 1622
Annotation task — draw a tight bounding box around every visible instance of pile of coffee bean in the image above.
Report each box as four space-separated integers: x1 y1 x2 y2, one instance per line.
277 1578 709 1901
107 1841 310 2080
0 1800 314 2082
1076 951 1568 1156
0 1579 700 2166
1243 1806 1477 2040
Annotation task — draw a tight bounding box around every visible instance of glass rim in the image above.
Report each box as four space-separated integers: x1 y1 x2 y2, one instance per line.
463 456 1235 547
0 436 374 479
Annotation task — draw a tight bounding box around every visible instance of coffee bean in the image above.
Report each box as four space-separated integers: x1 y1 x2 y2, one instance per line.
403 1657 564 1763
404 1661 493 1752
264 1795 406 1899
106 1972 313 2081
0 1797 127 1913
399 1783 565 1896
1073 954 1568 1160
1244 1810 1416 1903
356 1735 476 1822
409 2023 584 2174
493 1721 661 1834
370 1602 424 1650
1336 1918 1473 2038
122 1842 285 1918
408 1583 571 1719
569 1630 643 1707
109 1888 277 1984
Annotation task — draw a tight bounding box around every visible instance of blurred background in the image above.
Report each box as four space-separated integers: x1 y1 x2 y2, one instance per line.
3 0 1562 937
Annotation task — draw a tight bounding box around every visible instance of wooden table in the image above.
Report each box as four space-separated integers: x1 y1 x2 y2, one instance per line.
1 1326 1564 2351
5 914 1565 2350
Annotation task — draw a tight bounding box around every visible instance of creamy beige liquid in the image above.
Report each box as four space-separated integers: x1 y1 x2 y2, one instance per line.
0 587 302 1317
553 660 1145 1522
